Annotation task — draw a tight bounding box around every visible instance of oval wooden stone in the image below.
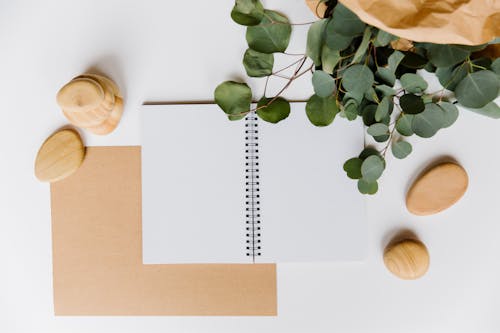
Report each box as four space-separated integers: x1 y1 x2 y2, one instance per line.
384 239 429 280
406 162 468 216
56 78 104 112
34 129 85 182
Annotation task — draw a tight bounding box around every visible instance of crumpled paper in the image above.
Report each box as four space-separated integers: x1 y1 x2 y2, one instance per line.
305 0 499 45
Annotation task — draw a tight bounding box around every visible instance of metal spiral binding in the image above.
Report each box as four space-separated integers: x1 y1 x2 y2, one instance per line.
245 114 261 261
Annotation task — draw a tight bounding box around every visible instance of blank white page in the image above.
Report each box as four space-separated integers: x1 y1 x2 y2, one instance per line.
258 103 366 262
142 104 247 263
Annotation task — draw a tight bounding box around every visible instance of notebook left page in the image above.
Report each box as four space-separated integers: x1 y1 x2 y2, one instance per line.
142 104 248 263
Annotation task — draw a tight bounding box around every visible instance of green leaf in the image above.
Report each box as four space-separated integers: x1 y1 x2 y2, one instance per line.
305 94 338 126
243 48 274 77
214 81 252 116
400 51 427 69
391 141 412 159
367 123 389 136
375 85 397 97
256 97 290 123
351 27 371 63
436 64 467 91
231 0 264 26
412 103 445 138
424 44 470 67
361 155 385 182
331 4 366 36
376 68 396 86
342 65 374 94
400 73 428 94
359 147 380 160
364 87 378 102
455 70 500 108
492 58 500 75
388 51 405 72
374 30 396 47
321 45 341 74
396 114 414 136
246 10 291 54
357 179 378 195
464 102 500 119
437 102 459 128
306 19 327 66
373 134 390 143
375 97 391 122
400 94 425 114
228 114 246 121
362 104 378 126
325 25 353 51
312 70 335 97
343 98 358 121
343 157 363 179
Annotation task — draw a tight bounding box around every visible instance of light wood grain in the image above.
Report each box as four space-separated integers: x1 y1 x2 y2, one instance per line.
384 238 429 280
56 78 104 112
34 129 85 182
406 162 468 216
84 97 124 135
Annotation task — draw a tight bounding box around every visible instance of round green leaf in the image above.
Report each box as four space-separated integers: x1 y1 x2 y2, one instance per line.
374 134 390 143
305 94 338 126
367 123 389 137
228 114 246 121
306 19 327 66
359 147 380 160
312 70 335 97
375 97 391 122
256 97 290 123
361 155 385 182
400 73 428 94
325 29 353 51
438 102 459 128
331 4 366 36
411 103 445 138
243 48 274 77
492 58 500 75
342 65 374 94
343 98 358 121
343 157 363 179
436 64 467 91
321 45 341 74
464 102 500 119
400 94 425 114
391 141 412 159
455 70 500 108
424 44 470 67
357 179 378 195
376 67 396 86
246 10 291 54
214 81 252 116
231 0 264 26
362 104 377 126
395 114 414 136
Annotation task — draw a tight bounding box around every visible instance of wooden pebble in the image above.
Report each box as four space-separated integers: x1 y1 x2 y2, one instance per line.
84 97 124 135
406 162 468 216
56 78 104 112
384 238 429 280
34 129 85 182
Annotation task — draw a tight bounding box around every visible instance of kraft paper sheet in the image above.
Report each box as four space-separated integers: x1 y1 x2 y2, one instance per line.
306 0 499 45
50 146 277 316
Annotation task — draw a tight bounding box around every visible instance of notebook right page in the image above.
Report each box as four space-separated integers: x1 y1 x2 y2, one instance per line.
258 102 366 262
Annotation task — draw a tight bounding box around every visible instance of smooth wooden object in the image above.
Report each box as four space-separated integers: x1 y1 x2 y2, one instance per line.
406 162 468 216
56 78 104 112
384 238 429 280
34 129 85 182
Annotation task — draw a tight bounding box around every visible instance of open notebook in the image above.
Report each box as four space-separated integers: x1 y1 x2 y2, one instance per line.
142 103 366 263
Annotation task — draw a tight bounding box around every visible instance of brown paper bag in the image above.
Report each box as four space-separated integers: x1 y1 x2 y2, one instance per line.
306 0 499 45
51 146 277 315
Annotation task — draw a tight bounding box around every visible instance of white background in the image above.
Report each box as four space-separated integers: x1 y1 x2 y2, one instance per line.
1 0 499 332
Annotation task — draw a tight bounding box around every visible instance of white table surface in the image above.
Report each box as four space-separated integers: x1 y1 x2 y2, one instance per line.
1 0 499 332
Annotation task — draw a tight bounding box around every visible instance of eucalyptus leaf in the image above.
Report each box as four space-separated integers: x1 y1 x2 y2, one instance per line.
424 44 470 67
396 113 414 136
359 147 380 160
361 155 385 182
412 103 445 138
351 27 371 63
374 134 390 142
231 0 264 26
243 48 274 77
246 10 291 53
256 97 290 123
321 45 341 74
455 70 500 108
375 97 391 122
312 70 335 97
305 94 338 126
388 51 405 72
492 58 500 75
362 104 377 126
343 99 358 120
375 30 396 47
436 64 467 91
364 87 378 102
400 94 425 114
228 114 246 121
367 123 389 136
400 73 428 93
465 102 500 119
391 141 412 159
214 81 252 116
376 67 396 86
438 102 459 128
357 179 378 195
342 65 374 94
343 157 363 179
325 28 353 51
331 4 365 36
306 19 328 66
375 85 397 97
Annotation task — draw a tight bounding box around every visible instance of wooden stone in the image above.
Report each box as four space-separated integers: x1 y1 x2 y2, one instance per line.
34 129 85 182
384 238 429 280
56 78 104 112
406 162 468 216
84 97 124 135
